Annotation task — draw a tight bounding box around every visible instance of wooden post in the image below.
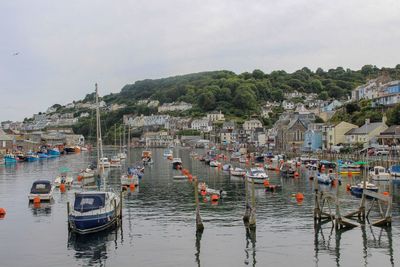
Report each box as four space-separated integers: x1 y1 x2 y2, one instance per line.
243 174 250 224
249 177 256 229
194 179 204 232
67 202 70 231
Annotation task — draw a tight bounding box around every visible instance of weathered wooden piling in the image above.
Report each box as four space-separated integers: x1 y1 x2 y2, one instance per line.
243 174 250 224
249 177 256 229
194 179 204 232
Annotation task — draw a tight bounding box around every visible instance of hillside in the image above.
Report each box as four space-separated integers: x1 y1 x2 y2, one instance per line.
71 65 400 143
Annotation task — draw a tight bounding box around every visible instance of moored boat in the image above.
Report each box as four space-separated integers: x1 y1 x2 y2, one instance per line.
99 157 111 168
350 182 378 198
4 154 17 164
172 158 183 170
388 165 400 177
230 167 246 177
369 166 390 181
68 191 121 234
28 180 54 201
246 167 268 184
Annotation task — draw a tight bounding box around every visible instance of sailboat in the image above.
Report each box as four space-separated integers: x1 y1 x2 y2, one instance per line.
68 83 122 234
110 125 122 168
117 125 127 160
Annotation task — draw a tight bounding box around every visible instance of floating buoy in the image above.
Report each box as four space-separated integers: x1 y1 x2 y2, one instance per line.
263 180 270 187
294 171 299 177
348 172 353 178
77 175 83 182
295 193 304 201
60 183 66 193
201 190 206 196
346 184 351 191
129 183 135 192
383 191 389 196
211 194 219 201
188 174 193 180
33 196 41 204
0 208 6 216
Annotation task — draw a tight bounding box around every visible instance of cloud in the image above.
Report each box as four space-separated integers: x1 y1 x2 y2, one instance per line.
0 0 399 121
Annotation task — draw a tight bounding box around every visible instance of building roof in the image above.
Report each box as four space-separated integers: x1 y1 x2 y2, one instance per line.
345 122 384 135
380 125 400 136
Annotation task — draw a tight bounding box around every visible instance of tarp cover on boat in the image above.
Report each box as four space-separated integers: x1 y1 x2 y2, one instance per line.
74 193 105 212
30 180 52 194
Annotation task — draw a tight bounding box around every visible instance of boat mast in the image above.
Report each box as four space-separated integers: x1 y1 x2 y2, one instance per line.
95 83 105 178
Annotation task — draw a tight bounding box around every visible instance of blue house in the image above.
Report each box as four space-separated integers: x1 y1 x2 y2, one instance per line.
321 100 343 112
302 129 322 152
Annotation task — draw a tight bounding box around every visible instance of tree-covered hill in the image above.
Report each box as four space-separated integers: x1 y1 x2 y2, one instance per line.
72 65 400 143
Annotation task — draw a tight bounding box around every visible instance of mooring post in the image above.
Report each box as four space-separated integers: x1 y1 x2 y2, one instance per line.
249 176 256 229
359 168 367 221
67 202 70 231
313 166 320 221
243 174 250 224
194 178 204 232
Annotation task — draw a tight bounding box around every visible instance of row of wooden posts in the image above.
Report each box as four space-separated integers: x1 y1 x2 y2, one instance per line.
193 175 257 232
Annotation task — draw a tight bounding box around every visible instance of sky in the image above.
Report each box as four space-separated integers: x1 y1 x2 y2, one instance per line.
1 0 399 121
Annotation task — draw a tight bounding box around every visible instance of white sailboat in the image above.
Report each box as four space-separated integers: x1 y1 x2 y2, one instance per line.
68 83 121 234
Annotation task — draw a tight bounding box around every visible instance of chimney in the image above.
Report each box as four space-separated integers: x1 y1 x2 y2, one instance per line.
365 118 370 125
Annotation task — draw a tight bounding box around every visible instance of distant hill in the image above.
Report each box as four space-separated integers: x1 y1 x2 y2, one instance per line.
72 65 400 143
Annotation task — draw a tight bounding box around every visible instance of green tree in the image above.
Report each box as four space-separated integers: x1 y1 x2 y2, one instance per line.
310 79 323 92
197 92 216 111
387 104 400 125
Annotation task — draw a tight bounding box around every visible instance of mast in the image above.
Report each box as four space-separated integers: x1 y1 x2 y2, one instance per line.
95 83 105 177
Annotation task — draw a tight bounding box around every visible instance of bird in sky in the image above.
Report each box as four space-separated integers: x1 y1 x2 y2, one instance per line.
13 52 19 56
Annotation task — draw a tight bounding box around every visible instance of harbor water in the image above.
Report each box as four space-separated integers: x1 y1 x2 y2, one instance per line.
0 148 399 266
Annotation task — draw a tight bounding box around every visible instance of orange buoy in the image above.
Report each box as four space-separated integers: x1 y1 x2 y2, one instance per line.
295 192 304 201
294 171 299 177
346 184 351 191
201 190 207 196
211 194 219 201
33 196 41 204
0 208 6 216
348 172 353 178
263 180 270 187
383 191 389 196
77 175 83 182
60 183 66 193
129 183 135 192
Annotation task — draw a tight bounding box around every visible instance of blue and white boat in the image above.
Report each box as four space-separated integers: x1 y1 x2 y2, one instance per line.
68 191 121 234
350 182 378 198
4 154 17 164
48 148 61 157
163 149 173 158
246 167 268 184
388 165 400 177
68 84 121 235
25 151 39 162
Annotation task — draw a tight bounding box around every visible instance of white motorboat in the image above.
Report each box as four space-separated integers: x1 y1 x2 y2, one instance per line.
172 158 182 170
198 182 227 196
246 167 268 184
209 160 220 167
54 174 74 187
230 167 246 177
121 173 139 186
28 180 54 201
163 149 173 158
99 157 111 168
369 166 391 181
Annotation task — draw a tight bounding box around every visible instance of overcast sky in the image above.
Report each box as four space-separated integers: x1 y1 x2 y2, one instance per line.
1 0 399 121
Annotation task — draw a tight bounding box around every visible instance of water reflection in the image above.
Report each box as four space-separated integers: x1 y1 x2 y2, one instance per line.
68 227 122 267
314 222 394 266
29 201 53 216
195 230 203 267
244 228 256 266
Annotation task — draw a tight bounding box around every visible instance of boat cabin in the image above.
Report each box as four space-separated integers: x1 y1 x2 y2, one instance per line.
30 180 52 194
74 193 106 213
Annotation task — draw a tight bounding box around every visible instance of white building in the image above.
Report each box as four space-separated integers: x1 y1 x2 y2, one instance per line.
158 102 192 113
282 100 295 110
148 100 160 108
243 119 263 131
191 119 212 132
207 111 225 122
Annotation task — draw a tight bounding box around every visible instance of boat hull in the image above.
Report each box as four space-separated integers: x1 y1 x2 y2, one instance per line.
69 210 118 234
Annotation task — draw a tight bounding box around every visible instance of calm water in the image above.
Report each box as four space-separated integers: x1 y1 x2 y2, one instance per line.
0 148 399 266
